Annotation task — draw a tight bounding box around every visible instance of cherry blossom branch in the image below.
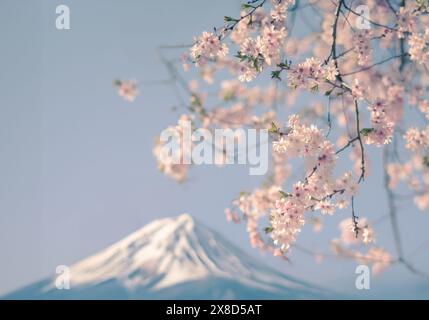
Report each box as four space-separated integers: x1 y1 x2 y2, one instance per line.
221 0 267 37
325 0 344 64
384 0 399 16
293 243 398 264
142 0 429 276
335 136 359 154
342 53 410 76
335 34 388 61
351 196 360 237
383 143 429 278
342 1 398 31
399 0 408 71
354 99 366 183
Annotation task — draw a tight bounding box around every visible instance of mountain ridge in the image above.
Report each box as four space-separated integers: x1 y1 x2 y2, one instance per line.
3 214 331 299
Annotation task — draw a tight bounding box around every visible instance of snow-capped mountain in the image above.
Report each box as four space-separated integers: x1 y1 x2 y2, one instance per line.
4 214 330 299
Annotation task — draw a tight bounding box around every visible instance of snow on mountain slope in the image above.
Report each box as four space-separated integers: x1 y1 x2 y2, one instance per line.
4 214 330 299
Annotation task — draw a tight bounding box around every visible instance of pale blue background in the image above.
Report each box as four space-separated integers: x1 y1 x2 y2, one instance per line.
0 0 428 298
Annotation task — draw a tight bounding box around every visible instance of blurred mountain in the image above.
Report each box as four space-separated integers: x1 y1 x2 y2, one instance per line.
4 214 331 299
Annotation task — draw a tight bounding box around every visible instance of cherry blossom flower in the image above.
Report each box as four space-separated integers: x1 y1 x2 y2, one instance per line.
191 31 229 66
315 200 335 215
272 137 288 153
397 7 417 38
408 30 429 64
404 126 429 151
338 217 375 246
366 247 392 275
153 114 194 182
270 198 305 252
116 80 139 102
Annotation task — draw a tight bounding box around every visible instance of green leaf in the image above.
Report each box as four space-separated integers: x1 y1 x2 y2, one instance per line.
253 58 259 69
324 88 334 96
241 3 255 9
190 94 202 107
235 51 248 62
223 92 235 101
264 226 274 233
279 190 291 198
199 107 207 116
360 128 374 136
423 156 429 168
224 16 239 23
268 122 279 134
271 70 281 80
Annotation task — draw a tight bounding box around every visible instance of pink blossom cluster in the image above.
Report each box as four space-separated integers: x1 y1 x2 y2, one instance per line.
190 0 296 82
237 25 288 82
387 156 429 210
267 116 361 252
417 100 429 120
328 217 387 274
287 58 338 90
338 217 375 246
218 80 285 107
408 28 429 65
331 241 392 275
365 248 393 275
364 99 394 146
404 126 429 151
353 30 372 66
273 115 337 178
153 114 194 182
229 186 281 250
204 103 251 128
397 7 417 38
384 123 429 210
271 151 291 186
190 32 229 67
270 197 305 252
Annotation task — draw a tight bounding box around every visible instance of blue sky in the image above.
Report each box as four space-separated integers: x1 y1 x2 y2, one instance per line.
1 0 428 298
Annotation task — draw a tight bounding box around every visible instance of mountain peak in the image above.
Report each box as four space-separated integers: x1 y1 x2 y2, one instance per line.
175 212 195 228
177 212 193 222
4 214 328 299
